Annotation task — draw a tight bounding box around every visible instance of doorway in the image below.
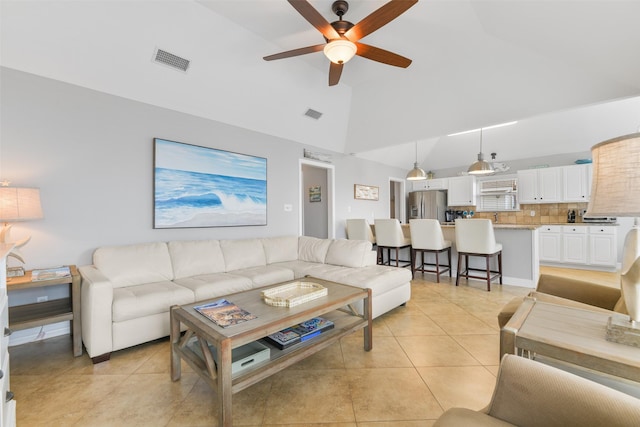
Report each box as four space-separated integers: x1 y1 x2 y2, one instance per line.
300 159 335 238
389 177 406 223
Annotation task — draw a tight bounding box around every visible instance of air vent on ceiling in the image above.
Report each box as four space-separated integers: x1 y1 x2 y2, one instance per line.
153 48 190 72
304 108 323 120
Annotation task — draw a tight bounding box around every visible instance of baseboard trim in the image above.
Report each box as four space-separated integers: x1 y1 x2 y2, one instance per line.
8 322 70 347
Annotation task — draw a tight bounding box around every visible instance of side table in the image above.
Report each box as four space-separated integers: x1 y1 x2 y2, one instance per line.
501 297 640 390
7 265 82 356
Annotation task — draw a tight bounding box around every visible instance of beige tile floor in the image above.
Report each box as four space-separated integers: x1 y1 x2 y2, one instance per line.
8 266 615 426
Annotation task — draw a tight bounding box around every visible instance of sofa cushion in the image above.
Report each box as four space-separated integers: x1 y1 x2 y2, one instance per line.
231 265 295 288
298 236 331 263
94 242 173 288
325 239 373 268
173 274 253 301
168 240 226 279
315 265 413 297
112 280 194 322
221 239 266 271
262 236 299 264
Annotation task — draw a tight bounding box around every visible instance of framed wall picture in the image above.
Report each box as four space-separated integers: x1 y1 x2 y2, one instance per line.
153 138 267 228
354 184 379 201
309 185 321 202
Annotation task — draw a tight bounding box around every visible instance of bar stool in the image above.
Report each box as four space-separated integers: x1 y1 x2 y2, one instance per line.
346 219 376 245
454 219 502 291
409 219 452 282
374 219 412 268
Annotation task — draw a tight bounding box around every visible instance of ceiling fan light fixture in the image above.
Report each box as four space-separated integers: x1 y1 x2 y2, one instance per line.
323 39 357 64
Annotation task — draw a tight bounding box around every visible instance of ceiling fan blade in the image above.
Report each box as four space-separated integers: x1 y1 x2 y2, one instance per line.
263 44 325 61
345 0 418 42
288 0 340 40
328 62 343 86
355 42 412 68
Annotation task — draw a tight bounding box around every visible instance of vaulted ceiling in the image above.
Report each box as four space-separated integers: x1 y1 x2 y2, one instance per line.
2 1 640 172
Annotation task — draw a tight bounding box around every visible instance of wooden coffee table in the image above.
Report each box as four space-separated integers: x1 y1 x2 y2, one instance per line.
170 277 372 427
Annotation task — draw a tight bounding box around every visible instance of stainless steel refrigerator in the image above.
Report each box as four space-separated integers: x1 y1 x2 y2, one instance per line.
408 190 447 222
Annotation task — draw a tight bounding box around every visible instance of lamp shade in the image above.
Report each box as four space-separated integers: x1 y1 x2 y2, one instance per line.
0 187 44 222
406 163 427 181
468 153 495 175
323 39 357 64
587 133 640 217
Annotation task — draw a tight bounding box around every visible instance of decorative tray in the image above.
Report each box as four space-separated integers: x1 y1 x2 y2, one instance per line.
261 281 327 307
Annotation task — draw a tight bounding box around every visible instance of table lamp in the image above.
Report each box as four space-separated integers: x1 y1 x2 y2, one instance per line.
0 183 44 267
586 132 640 346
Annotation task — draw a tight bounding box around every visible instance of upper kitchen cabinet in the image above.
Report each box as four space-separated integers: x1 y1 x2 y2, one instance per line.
517 167 563 204
562 164 592 202
413 178 448 191
448 176 476 206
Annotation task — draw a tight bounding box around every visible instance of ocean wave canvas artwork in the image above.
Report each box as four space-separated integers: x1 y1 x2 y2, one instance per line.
154 138 267 228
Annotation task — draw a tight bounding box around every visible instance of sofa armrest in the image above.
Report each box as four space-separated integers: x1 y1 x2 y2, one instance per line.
536 274 621 310
483 355 640 426
79 265 115 358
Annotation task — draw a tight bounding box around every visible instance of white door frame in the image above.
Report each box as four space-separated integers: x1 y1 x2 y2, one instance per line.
389 177 407 223
299 159 336 238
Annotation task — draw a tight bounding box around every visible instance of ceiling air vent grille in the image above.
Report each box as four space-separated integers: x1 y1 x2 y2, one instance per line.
304 108 323 120
153 48 190 72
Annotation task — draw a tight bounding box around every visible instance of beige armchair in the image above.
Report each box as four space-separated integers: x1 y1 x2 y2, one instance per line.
434 354 640 426
498 274 626 328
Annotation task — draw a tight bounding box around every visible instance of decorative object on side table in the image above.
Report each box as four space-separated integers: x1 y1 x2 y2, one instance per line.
0 181 44 269
587 132 640 346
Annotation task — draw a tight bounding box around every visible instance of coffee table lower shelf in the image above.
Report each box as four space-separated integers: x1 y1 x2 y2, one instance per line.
177 310 366 393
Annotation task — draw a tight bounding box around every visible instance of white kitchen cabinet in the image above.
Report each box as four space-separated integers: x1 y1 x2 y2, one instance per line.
539 225 562 262
589 226 617 266
413 178 448 191
447 176 476 206
538 225 617 269
563 164 592 202
517 167 563 204
562 226 588 264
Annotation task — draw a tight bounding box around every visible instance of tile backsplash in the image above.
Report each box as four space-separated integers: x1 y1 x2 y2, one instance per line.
451 203 589 225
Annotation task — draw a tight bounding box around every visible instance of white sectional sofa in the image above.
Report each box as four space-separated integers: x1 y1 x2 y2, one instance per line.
79 236 412 362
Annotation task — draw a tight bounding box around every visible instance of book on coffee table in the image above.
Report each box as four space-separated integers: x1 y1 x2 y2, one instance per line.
264 317 334 349
194 299 257 328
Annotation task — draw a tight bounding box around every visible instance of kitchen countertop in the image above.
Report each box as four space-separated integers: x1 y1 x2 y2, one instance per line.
439 223 538 230
438 222 618 229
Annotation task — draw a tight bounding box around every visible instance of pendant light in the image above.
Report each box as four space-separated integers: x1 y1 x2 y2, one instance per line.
468 128 495 175
406 141 427 181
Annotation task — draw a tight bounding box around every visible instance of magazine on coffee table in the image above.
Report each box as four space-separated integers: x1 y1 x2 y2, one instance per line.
194 299 257 328
264 317 334 349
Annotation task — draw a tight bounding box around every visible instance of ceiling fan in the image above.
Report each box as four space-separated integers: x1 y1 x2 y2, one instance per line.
263 0 418 86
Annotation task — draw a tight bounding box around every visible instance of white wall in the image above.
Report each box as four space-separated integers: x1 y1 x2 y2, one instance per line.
0 67 409 343
0 67 408 270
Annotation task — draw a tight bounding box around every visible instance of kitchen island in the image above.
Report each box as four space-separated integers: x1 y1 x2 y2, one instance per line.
400 223 539 288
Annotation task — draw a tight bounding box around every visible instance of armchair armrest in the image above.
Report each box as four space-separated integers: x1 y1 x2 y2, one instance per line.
536 274 621 310
435 354 640 426
79 265 114 358
484 355 640 426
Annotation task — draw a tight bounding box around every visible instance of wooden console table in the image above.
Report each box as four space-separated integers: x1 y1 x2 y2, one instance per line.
501 298 640 383
7 266 82 356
